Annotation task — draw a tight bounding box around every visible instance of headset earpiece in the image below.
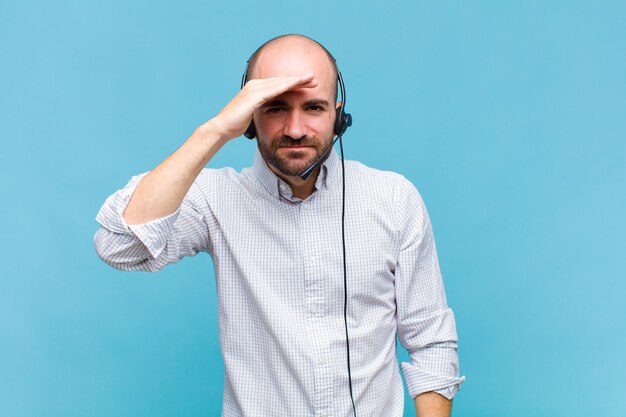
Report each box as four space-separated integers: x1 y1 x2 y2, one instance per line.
334 105 352 137
241 63 257 140
244 120 256 139
334 71 352 138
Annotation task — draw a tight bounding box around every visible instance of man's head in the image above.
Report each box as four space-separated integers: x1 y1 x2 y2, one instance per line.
244 35 340 178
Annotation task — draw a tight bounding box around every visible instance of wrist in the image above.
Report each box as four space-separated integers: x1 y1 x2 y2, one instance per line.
198 117 235 145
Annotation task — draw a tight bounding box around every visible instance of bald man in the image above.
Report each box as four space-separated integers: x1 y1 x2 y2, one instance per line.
95 35 464 417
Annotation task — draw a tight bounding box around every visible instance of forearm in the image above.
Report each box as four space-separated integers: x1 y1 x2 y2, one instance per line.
414 391 452 417
123 120 227 225
122 74 317 225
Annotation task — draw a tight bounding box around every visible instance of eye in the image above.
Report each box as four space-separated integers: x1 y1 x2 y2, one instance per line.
307 105 324 112
266 106 286 114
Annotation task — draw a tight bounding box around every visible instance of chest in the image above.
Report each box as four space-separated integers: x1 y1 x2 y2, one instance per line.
210 188 400 316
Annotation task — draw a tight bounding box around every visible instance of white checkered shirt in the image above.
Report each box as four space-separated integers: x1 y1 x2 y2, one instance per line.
94 148 465 417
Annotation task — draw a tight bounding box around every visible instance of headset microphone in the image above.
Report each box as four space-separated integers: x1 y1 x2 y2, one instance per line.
299 136 339 181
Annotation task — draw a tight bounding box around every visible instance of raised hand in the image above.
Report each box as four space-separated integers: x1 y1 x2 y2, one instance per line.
210 74 317 140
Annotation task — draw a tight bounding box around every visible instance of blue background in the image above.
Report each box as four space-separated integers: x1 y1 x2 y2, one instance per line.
1 1 625 416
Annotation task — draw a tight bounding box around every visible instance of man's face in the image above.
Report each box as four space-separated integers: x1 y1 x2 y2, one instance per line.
250 43 337 178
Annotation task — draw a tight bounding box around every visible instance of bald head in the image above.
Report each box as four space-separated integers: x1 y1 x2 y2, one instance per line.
245 35 339 100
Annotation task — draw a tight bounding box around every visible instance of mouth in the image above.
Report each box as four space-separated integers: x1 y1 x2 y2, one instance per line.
279 145 312 151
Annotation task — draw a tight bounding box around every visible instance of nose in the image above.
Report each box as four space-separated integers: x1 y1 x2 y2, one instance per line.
283 109 307 140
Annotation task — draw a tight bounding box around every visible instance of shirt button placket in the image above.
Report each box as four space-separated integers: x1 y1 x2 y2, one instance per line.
301 201 332 415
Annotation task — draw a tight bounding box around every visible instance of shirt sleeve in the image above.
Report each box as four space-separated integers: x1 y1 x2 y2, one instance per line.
93 172 212 272
393 177 465 400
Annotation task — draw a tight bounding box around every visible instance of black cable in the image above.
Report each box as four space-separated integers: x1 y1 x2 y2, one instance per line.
340 135 357 417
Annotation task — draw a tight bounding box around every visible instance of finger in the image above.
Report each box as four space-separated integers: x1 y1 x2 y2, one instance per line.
247 74 316 91
257 76 318 97
264 79 318 96
238 74 319 112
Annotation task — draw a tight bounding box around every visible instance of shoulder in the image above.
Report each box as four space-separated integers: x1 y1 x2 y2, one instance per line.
192 165 264 206
344 159 422 201
344 159 428 224
184 167 246 203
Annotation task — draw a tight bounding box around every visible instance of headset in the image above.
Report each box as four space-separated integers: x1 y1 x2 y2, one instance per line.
240 37 352 180
241 36 357 417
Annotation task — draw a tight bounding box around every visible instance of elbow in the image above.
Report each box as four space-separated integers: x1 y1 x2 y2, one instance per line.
93 227 162 272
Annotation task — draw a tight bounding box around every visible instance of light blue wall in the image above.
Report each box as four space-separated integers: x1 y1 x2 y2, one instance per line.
1 1 625 416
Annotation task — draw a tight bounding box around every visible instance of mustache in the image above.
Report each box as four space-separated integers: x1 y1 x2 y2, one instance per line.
274 136 317 147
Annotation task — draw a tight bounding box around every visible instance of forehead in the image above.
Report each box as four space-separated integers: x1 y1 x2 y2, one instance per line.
251 39 336 99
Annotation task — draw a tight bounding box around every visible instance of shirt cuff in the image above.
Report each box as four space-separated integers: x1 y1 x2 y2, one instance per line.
434 383 462 400
95 173 181 259
126 210 180 259
401 361 466 400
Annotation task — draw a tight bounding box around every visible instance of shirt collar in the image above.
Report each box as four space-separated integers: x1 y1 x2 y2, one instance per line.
252 146 340 200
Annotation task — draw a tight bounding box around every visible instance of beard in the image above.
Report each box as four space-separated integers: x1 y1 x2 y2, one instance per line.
258 135 333 177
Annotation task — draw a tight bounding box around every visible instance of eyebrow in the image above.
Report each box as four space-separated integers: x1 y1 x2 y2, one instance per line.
261 99 331 108
261 99 289 108
304 99 331 108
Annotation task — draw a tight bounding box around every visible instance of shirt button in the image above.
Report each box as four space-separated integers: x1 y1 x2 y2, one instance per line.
309 256 316 262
